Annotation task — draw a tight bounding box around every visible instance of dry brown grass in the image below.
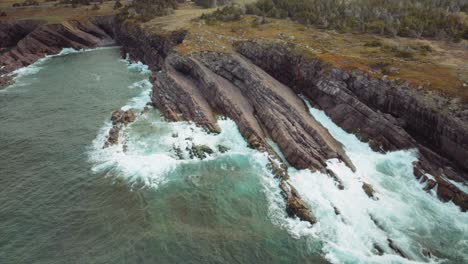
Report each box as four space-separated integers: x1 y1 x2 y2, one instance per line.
0 1 122 23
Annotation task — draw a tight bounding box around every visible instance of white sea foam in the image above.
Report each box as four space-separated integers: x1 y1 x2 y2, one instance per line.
284 97 468 263
88 61 311 236
88 57 467 263
122 59 152 75
55 46 118 57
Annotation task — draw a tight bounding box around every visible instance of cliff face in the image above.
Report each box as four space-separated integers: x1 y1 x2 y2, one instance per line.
114 21 187 72
0 17 115 88
0 20 46 49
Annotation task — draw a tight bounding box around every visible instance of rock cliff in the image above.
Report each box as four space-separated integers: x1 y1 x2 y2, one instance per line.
0 17 115 88
236 40 468 210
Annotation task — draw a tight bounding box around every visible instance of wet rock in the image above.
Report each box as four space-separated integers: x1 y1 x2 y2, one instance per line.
373 243 385 256
421 248 432 259
104 109 137 148
189 144 214 160
362 182 377 199
111 109 136 126
387 239 408 259
333 206 341 215
104 127 119 147
423 179 437 191
217 145 229 153
327 169 345 190
173 146 184 159
284 184 317 224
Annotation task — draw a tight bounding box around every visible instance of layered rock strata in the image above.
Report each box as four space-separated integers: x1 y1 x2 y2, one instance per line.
0 17 115 88
236 40 468 211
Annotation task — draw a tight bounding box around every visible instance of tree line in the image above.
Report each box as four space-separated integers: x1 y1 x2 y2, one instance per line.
245 0 468 40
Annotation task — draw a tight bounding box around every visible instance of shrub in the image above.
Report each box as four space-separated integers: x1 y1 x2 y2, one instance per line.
245 0 468 41
113 0 122 10
383 45 415 59
193 0 232 8
118 0 178 22
364 40 383 47
200 4 244 24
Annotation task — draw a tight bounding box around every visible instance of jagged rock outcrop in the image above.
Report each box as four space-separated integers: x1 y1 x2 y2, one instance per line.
235 40 468 211
115 20 468 214
116 25 331 224
0 17 115 88
104 109 136 147
153 52 355 173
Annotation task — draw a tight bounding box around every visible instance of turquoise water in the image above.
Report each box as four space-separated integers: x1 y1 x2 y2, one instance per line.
1 48 466 264
0 48 324 263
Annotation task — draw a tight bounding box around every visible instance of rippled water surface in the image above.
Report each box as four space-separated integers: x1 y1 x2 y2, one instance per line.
0 48 322 264
0 48 466 264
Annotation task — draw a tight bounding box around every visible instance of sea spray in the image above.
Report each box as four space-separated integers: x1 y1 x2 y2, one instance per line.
286 97 468 263
89 59 316 240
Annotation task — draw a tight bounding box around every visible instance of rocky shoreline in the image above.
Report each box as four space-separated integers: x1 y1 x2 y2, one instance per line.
0 16 115 88
1 17 466 219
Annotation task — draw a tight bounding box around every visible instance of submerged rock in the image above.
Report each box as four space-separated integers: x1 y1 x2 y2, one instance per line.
188 144 214 160
387 239 408 259
111 109 136 126
217 145 229 153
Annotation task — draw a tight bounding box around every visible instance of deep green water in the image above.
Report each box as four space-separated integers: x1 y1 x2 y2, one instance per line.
0 48 323 264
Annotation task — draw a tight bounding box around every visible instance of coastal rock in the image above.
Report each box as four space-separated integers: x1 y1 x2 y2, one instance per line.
111 109 136 126
235 40 468 211
281 181 317 224
104 109 136 148
0 17 115 88
189 144 214 160
362 182 377 199
0 19 45 49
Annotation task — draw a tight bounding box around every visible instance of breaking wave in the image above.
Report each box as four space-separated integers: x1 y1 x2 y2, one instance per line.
285 97 468 263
